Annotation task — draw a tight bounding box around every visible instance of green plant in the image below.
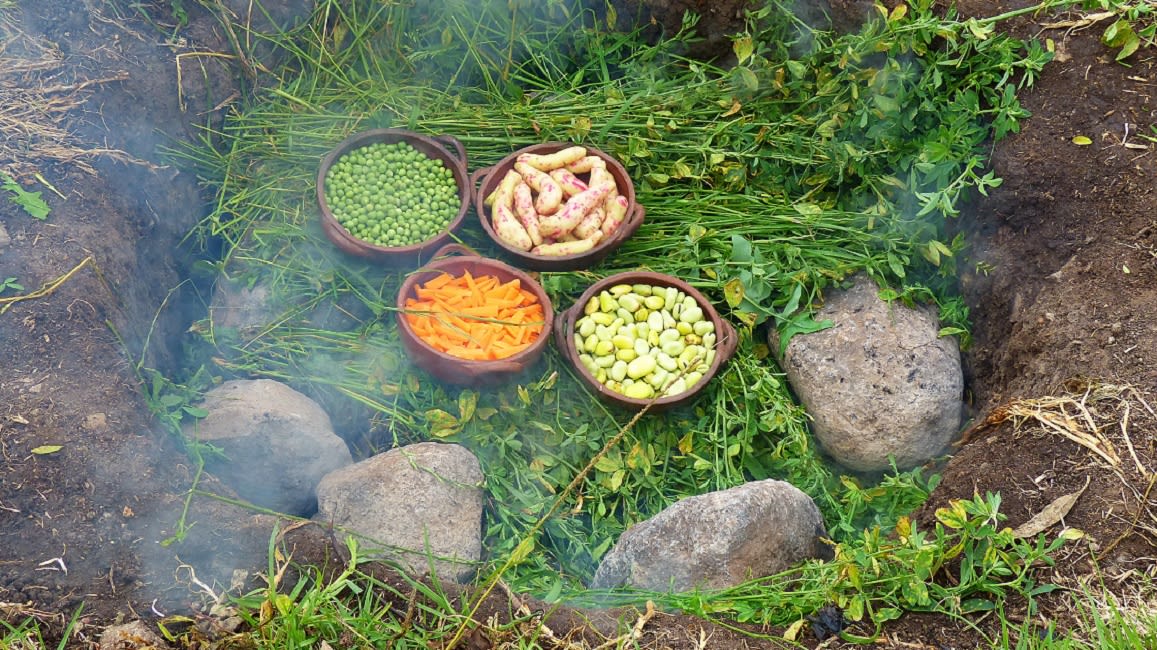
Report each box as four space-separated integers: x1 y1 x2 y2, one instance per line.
139 367 212 435
1083 1 1157 61
1 172 50 219
0 277 22 295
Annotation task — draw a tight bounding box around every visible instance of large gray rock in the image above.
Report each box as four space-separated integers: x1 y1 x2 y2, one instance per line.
777 274 964 472
184 379 352 515
591 480 830 592
315 442 484 582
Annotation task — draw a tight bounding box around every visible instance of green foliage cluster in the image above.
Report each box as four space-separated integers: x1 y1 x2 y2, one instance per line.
160 0 1083 635
1086 0 1157 60
1 172 50 219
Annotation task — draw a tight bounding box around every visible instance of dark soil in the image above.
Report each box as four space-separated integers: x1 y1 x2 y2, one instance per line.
1 1 1154 648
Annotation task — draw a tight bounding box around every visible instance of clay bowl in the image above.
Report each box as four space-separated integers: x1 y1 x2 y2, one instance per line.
317 128 471 267
396 244 554 386
553 271 738 412
471 142 645 271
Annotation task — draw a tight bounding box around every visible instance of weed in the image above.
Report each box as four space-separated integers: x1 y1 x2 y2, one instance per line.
1083 1 1157 61
0 277 22 295
1 172 50 219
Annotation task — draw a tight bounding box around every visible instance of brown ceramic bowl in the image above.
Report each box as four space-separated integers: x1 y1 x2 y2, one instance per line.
471 142 645 271
553 271 739 412
396 244 554 386
318 129 471 267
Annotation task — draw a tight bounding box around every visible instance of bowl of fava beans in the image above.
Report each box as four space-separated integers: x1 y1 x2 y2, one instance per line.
317 129 471 265
553 271 738 411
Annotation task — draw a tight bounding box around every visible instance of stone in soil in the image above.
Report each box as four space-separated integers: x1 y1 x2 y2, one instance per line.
314 441 485 582
591 479 831 592
183 378 353 515
775 273 964 472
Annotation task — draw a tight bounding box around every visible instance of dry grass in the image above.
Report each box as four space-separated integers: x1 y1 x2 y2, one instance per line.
0 10 138 178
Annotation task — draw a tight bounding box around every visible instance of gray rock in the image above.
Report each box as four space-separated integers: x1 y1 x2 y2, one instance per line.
591 479 830 592
207 275 279 340
777 274 963 472
315 442 484 582
0 221 10 249
99 621 171 650
184 379 352 515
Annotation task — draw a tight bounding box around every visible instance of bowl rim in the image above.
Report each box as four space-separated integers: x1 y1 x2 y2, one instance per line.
317 128 471 258
395 244 555 372
471 142 645 271
555 270 738 409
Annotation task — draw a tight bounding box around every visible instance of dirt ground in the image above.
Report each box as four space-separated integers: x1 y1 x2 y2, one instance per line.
0 1 1154 648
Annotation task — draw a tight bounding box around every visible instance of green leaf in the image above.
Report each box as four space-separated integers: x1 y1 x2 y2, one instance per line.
785 60 807 79
31 445 63 455
609 469 625 491
961 598 996 613
778 315 833 356
1116 33 1140 61
424 409 460 438
729 235 753 263
872 94 900 113
930 240 954 258
735 66 759 92
938 326 967 337
1 173 51 220
182 406 209 418
457 390 477 422
935 500 969 529
723 277 745 308
594 455 620 473
792 202 822 216
732 35 754 64
1102 19 1134 48
509 537 535 563
159 393 184 407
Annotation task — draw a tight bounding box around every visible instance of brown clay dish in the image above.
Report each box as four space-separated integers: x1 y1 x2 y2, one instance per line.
396 243 554 386
554 271 738 412
317 128 471 266
471 142 645 271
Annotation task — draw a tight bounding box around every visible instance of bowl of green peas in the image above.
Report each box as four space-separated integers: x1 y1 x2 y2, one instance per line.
317 129 471 265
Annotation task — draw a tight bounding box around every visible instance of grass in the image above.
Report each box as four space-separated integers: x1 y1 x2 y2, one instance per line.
135 0 1145 645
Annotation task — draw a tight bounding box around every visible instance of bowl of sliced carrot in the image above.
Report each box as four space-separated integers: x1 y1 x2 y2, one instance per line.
396 244 554 386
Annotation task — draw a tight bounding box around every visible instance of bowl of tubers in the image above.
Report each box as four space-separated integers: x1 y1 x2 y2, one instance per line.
553 271 738 412
471 142 645 271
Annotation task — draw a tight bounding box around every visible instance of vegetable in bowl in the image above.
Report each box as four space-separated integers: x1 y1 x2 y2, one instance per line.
324 141 460 248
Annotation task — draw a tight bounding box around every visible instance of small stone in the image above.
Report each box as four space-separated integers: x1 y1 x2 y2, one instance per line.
0 222 10 249
99 620 171 650
84 412 108 430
